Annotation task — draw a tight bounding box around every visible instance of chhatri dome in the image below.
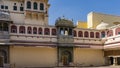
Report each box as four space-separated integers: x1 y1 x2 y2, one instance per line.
55 17 74 27
96 21 109 30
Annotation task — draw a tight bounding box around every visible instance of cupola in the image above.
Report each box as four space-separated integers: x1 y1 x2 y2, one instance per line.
96 21 109 30
55 18 74 28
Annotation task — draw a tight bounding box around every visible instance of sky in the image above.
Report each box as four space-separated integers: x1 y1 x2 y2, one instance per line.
48 0 120 25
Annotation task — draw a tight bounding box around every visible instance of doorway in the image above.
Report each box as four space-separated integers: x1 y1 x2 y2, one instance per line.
58 47 73 66
109 57 113 65
117 57 120 65
61 51 72 66
0 56 4 67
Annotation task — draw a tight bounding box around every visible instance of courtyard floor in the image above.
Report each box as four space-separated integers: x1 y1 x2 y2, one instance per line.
55 66 120 68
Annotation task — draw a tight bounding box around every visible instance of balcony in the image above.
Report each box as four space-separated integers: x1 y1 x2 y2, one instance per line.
0 11 11 21
0 31 9 43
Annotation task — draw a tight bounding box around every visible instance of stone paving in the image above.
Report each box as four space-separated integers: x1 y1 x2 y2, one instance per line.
55 66 120 68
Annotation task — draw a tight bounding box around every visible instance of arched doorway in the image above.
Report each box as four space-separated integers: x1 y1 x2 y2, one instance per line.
117 57 120 65
61 50 72 66
109 57 113 65
0 50 7 67
0 56 4 67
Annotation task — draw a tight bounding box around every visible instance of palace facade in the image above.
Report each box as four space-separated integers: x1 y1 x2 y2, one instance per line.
0 0 120 68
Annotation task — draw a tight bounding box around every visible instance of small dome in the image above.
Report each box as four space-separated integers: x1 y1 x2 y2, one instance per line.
55 18 74 27
96 21 109 30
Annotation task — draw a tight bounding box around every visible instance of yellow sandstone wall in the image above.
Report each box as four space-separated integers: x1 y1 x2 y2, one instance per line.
74 48 105 66
87 12 120 29
76 21 87 28
10 46 57 68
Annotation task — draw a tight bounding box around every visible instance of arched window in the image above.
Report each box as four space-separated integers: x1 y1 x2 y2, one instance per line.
96 32 100 38
60 28 64 35
40 3 44 10
27 27 32 34
69 28 72 35
38 27 42 35
107 30 113 37
27 1 31 9
84 31 89 37
19 26 25 34
44 28 50 35
115 28 120 35
33 2 37 10
33 27 37 34
101 31 105 38
65 28 68 35
78 31 83 37
73 30 77 37
90 32 94 38
3 23 8 31
52 28 56 35
11 25 17 33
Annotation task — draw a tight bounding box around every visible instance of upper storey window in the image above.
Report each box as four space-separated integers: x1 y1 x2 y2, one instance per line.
27 27 32 34
19 26 25 34
20 7 24 11
60 28 64 35
90 32 94 38
1 5 8 10
96 32 100 38
107 30 113 37
13 3 17 11
78 31 83 37
101 31 105 38
3 23 8 31
52 28 56 35
33 27 37 34
11 25 17 33
44 28 50 35
73 30 77 37
84 31 89 37
20 4 24 11
69 28 72 35
27 1 31 9
5 6 8 9
38 27 42 35
1 5 4 9
13 6 17 11
34 2 38 10
0 23 8 31
40 3 44 10
115 28 120 35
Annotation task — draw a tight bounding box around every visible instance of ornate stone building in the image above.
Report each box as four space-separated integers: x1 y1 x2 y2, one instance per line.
0 0 120 68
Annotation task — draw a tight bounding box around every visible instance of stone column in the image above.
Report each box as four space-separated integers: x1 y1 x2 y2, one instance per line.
58 27 60 35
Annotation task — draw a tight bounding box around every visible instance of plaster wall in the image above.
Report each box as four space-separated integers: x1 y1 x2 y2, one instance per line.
10 46 57 68
74 48 105 66
87 12 120 29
